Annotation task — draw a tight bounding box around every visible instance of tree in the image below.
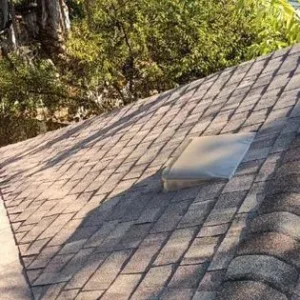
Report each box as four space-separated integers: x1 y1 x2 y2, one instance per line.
36 0 70 57
0 0 17 56
236 0 300 56
1 0 300 147
0 0 9 32
1 0 70 57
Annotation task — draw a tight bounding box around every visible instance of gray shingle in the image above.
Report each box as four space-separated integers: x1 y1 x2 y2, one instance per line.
1 45 300 299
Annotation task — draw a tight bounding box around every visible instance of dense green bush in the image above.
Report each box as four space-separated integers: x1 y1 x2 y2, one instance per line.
67 0 252 104
1 0 300 146
0 53 70 146
236 0 300 56
0 54 67 117
0 115 65 147
66 0 300 106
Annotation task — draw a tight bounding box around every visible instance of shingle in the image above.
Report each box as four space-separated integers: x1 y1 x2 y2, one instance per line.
226 255 298 294
218 281 288 300
1 46 300 300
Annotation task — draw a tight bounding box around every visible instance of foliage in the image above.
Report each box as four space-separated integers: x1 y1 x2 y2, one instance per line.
0 115 65 147
66 0 300 106
66 0 85 20
236 0 300 57
0 53 68 118
0 53 69 147
67 0 253 104
1 0 300 146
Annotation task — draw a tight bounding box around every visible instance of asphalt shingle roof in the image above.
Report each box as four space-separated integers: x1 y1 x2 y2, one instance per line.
1 44 300 300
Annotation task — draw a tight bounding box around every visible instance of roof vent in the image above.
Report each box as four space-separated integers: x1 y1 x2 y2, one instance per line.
162 133 255 191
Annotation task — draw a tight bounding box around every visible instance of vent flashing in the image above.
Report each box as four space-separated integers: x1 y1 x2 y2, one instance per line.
162 133 256 191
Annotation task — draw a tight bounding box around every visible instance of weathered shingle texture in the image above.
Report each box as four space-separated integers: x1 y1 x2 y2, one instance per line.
1 44 300 300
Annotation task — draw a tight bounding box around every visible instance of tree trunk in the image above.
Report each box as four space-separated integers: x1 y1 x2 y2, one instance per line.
36 0 70 57
0 0 17 56
1 0 70 58
0 0 9 31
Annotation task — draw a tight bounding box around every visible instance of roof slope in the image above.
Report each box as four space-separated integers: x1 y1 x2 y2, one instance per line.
1 44 300 300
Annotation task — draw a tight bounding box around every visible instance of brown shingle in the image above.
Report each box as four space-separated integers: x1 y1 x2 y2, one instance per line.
1 45 300 299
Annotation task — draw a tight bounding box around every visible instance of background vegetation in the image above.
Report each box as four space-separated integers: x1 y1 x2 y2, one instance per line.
0 0 300 146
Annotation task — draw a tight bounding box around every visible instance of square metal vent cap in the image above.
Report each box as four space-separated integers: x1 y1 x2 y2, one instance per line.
162 132 256 191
